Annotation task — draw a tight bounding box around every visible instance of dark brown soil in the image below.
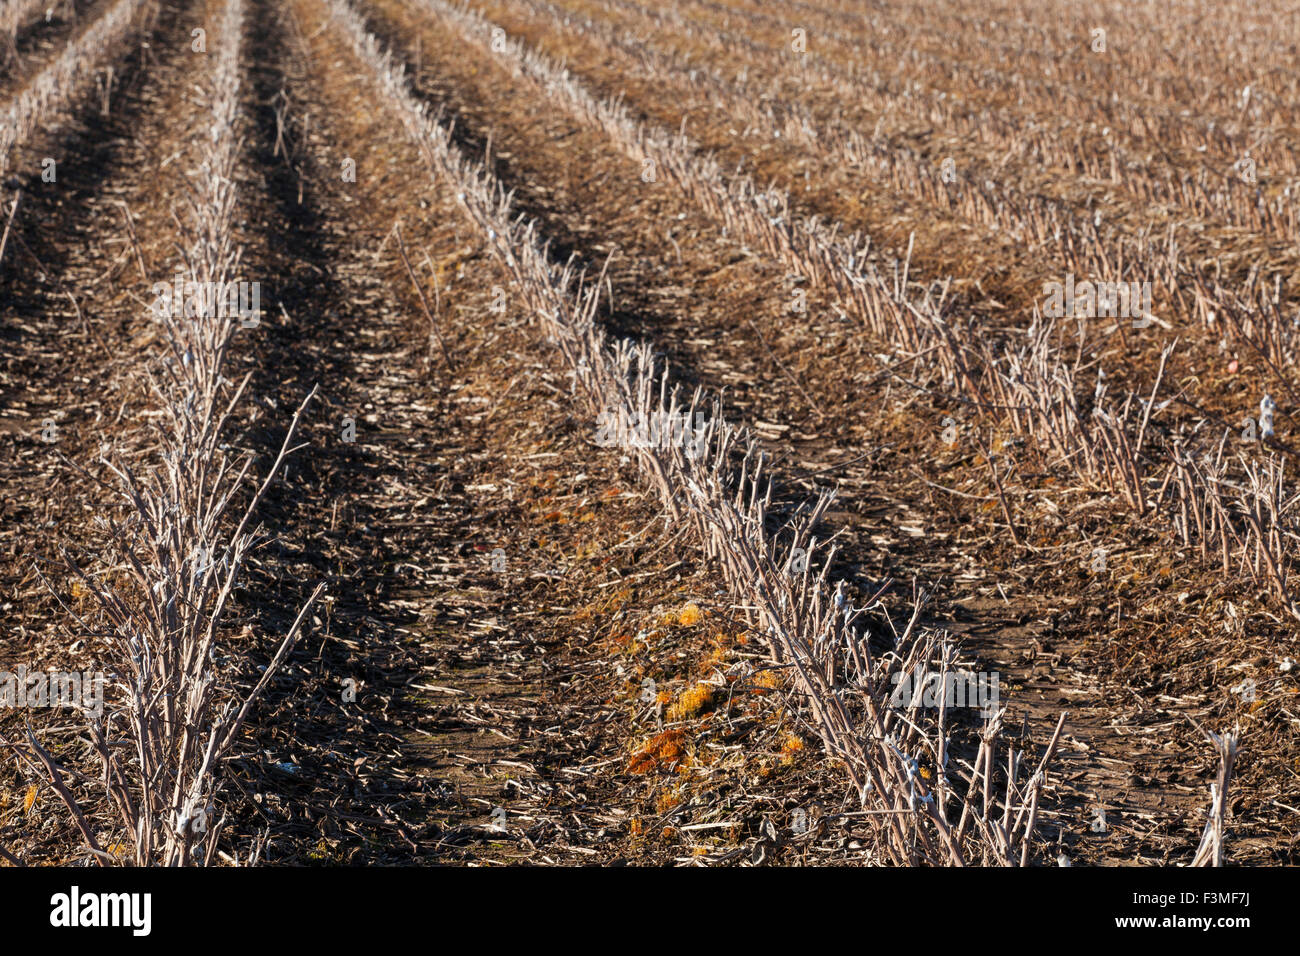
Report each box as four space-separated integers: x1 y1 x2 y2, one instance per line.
2 0 1295 866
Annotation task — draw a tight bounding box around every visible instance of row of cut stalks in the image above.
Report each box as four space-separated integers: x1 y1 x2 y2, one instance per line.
325 0 1068 866
12 0 320 866
430 0 1300 627
0 0 148 177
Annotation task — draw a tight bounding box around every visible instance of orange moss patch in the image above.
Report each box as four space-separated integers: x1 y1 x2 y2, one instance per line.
778 734 805 767
752 669 782 695
628 729 688 774
667 682 714 721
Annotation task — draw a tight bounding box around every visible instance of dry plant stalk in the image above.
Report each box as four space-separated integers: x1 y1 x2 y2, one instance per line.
391 220 453 371
1192 728 1239 867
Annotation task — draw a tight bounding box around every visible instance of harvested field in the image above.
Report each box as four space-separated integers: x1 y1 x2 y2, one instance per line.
0 0 1294 885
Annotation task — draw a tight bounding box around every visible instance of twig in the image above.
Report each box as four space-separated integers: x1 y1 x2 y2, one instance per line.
393 221 453 371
